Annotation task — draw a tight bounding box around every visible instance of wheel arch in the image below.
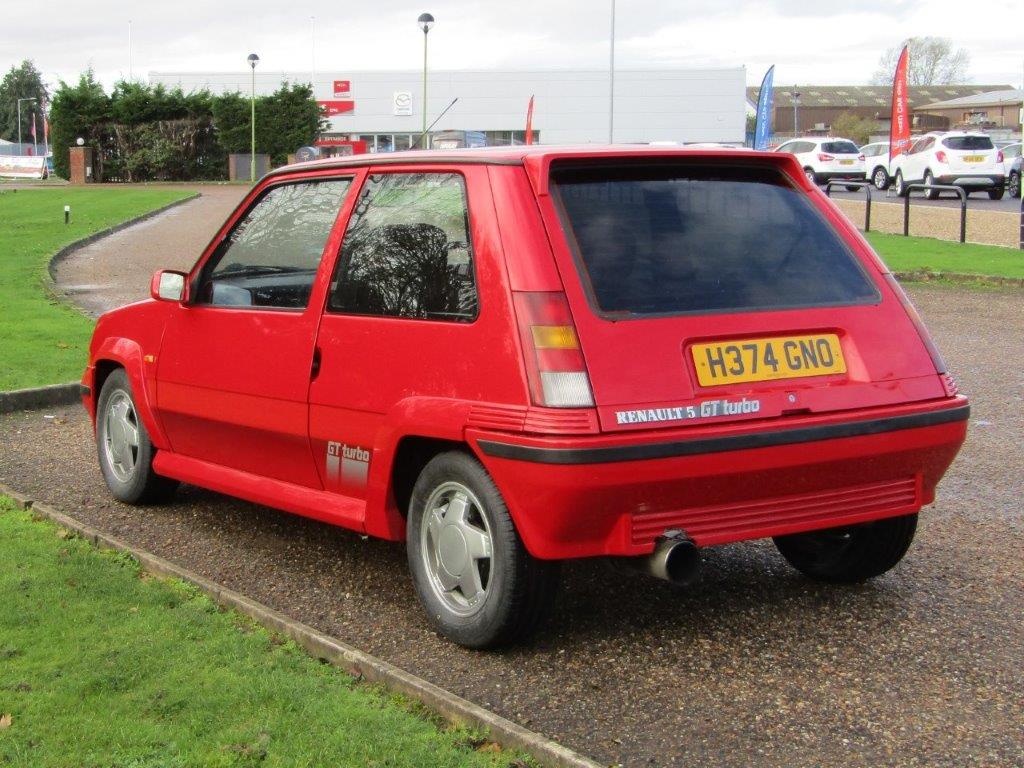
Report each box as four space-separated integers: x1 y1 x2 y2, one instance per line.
90 337 170 450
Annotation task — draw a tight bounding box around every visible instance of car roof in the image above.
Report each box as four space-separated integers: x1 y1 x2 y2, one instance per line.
267 144 774 179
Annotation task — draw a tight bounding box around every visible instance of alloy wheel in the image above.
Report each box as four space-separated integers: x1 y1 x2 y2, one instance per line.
419 481 494 617
103 390 140 483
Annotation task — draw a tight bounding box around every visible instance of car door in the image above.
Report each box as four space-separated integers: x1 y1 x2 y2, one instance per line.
155 171 358 488
308 167 497 506
904 137 932 182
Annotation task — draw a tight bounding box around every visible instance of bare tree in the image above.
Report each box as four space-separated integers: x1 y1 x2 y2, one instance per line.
870 37 971 86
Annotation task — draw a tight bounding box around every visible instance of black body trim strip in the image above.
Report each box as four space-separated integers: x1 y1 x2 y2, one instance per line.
79 384 91 397
477 404 970 465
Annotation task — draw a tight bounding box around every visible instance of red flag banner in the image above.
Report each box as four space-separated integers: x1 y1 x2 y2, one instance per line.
525 95 534 145
889 45 910 161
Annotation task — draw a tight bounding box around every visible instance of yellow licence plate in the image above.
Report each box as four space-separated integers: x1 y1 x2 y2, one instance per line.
964 155 985 163
692 334 846 387
839 159 854 165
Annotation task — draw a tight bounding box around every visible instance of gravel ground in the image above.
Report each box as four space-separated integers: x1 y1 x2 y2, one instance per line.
3 196 1022 767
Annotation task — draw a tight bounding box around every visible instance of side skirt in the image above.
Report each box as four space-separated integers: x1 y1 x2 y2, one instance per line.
153 451 366 533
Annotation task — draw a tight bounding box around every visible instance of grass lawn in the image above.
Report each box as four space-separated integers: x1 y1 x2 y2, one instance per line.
0 187 191 391
0 497 526 768
866 231 1024 280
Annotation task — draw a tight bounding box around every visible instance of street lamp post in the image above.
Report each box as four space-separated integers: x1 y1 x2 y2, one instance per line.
608 0 616 143
792 90 801 136
247 53 259 182
17 97 36 154
418 13 434 140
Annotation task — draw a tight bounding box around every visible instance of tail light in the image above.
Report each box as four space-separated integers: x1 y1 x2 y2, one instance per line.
512 291 595 408
882 274 948 375
997 150 1005 163
817 153 834 162
935 151 948 164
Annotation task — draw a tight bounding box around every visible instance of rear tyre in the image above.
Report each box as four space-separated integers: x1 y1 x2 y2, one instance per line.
96 369 178 504
923 170 939 200
773 513 917 583
406 451 560 648
987 185 1005 200
872 166 889 190
804 167 818 185
844 184 861 192
1008 171 1020 199
893 171 908 197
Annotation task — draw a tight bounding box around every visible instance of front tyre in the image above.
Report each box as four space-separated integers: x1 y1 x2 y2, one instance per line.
406 451 560 648
96 369 178 504
1008 171 1020 199
773 513 917 583
872 166 890 190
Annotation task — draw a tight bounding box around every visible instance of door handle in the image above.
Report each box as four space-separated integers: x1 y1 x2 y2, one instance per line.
310 347 322 381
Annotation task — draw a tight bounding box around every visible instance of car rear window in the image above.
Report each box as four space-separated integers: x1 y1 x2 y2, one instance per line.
552 163 879 317
821 141 860 154
942 136 994 150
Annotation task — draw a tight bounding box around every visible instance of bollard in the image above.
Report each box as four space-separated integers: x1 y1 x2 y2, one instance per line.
64 205 70 225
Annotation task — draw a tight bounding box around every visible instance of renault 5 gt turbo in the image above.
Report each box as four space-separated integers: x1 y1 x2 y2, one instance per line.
82 146 968 648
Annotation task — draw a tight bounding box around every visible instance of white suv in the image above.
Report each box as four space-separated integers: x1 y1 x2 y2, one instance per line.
860 142 891 189
774 137 865 189
891 132 1005 200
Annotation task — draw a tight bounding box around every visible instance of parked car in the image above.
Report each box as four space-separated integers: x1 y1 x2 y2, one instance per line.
891 132 1005 199
998 142 1021 177
774 137 865 189
860 141 892 189
82 146 969 648
1008 156 1021 199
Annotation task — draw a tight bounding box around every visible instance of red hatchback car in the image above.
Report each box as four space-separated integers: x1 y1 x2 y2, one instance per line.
83 147 968 648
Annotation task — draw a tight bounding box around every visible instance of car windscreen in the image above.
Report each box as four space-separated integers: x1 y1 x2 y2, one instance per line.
552 163 879 317
821 141 860 154
942 136 994 150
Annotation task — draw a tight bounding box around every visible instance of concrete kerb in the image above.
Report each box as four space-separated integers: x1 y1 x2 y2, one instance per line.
0 482 602 768
0 382 82 414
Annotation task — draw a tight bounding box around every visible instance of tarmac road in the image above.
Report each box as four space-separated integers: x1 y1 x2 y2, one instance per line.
827 185 1023 212
3 194 1022 767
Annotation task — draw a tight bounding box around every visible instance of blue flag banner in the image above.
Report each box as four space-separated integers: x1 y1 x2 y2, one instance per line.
753 65 775 150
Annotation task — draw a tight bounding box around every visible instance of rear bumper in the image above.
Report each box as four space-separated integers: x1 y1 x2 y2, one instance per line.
469 399 969 559
818 171 864 181
935 173 1004 187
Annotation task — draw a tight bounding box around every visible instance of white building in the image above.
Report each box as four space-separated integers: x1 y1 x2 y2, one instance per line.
150 68 746 151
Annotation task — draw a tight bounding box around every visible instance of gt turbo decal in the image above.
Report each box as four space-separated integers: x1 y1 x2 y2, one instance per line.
616 398 761 426
326 441 370 486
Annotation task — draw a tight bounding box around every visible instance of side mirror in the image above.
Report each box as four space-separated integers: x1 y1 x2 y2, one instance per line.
150 270 187 303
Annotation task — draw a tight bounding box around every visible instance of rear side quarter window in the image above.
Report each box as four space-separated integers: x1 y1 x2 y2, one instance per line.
327 172 478 322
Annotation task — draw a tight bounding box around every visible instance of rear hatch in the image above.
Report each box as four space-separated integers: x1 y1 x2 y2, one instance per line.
942 135 999 175
820 140 864 172
542 157 945 433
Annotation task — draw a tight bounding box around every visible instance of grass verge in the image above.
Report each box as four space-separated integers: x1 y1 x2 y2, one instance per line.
0 496 526 768
866 231 1024 280
0 187 191 391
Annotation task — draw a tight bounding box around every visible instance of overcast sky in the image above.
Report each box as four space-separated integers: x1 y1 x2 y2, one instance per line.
4 0 1021 91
